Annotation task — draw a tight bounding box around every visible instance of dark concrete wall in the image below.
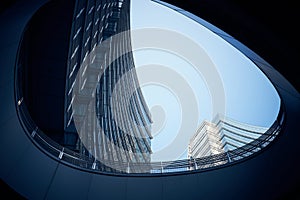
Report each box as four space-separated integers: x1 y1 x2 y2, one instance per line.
21 0 75 143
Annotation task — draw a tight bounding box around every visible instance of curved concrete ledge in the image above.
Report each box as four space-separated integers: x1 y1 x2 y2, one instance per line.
1 0 299 199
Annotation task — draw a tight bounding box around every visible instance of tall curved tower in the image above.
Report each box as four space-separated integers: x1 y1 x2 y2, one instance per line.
19 0 152 173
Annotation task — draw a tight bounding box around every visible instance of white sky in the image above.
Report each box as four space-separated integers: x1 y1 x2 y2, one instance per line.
130 0 280 161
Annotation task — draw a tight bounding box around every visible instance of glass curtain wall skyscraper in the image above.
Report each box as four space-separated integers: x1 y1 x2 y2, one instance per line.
63 0 152 172
188 115 268 159
17 0 153 173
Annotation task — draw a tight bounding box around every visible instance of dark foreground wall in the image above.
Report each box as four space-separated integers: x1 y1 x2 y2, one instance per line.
0 0 299 199
20 0 75 144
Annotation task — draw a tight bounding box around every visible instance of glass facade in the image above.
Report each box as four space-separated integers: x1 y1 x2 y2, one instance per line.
188 115 268 159
188 121 224 159
64 0 152 172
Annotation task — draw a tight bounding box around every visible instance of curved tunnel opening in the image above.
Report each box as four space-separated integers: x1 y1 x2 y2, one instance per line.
15 0 285 175
1 0 298 199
